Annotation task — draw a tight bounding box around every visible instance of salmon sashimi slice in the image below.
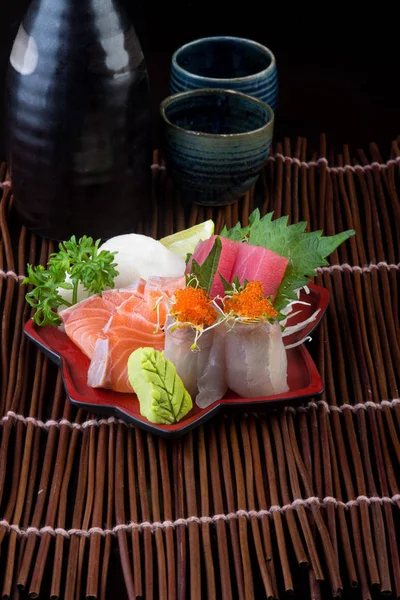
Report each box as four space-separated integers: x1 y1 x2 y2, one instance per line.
88 276 186 393
143 276 186 305
118 278 146 299
87 313 165 392
59 289 134 358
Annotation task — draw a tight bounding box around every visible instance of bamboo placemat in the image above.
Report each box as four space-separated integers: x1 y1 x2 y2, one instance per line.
0 137 399 600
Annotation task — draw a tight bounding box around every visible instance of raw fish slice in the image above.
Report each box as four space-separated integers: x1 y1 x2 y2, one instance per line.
233 244 289 299
164 317 214 399
88 277 185 393
188 236 240 298
119 278 146 298
196 327 228 408
267 322 289 393
225 320 288 398
59 290 133 358
104 297 166 334
89 301 166 393
87 338 109 388
103 296 148 331
144 276 186 304
143 276 186 325
88 324 165 392
189 236 288 300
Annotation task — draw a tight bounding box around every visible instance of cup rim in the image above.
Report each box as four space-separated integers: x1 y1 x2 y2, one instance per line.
172 36 276 83
160 89 274 139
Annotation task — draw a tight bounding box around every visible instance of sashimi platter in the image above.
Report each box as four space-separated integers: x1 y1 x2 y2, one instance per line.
24 210 354 437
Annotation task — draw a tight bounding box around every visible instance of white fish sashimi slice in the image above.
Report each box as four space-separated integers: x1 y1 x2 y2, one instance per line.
225 321 288 398
164 320 199 398
164 318 214 399
226 323 270 397
267 321 289 393
196 327 228 408
164 323 197 397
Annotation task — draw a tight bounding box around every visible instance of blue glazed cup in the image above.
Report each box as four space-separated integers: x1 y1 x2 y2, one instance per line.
170 36 278 112
160 89 274 206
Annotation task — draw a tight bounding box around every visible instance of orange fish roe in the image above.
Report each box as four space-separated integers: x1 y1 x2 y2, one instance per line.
224 281 278 320
171 287 217 328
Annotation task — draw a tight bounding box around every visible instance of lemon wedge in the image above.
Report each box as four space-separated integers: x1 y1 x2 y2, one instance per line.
159 220 214 259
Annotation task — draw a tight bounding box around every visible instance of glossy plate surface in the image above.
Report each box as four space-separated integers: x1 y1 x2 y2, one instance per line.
24 284 329 438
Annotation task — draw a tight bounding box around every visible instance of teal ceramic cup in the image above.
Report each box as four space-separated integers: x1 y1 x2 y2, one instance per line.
170 36 278 112
160 89 274 206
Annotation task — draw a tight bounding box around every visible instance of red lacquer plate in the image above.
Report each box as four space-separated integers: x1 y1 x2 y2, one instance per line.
24 283 329 439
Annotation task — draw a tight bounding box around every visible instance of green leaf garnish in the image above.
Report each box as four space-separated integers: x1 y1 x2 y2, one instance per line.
221 209 355 312
187 237 222 294
24 235 119 327
219 209 260 242
128 348 193 424
144 350 191 423
23 265 73 327
219 273 244 296
220 222 250 241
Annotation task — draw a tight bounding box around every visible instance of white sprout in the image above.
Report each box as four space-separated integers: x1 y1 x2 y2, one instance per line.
280 300 313 327
282 309 321 337
282 310 303 322
186 275 200 289
152 294 165 334
285 335 313 350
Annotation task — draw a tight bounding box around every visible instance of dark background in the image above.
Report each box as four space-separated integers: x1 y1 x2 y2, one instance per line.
1 1 400 158
0 5 398 599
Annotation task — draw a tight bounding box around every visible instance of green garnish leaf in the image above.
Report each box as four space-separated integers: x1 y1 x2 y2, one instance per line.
24 235 119 327
219 209 260 241
219 272 233 293
49 235 118 300
219 273 244 296
187 237 222 294
146 351 191 423
128 348 192 424
221 209 355 312
23 265 73 327
220 222 250 241
248 208 261 228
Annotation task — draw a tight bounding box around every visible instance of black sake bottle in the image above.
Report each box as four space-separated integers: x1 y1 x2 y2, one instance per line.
5 0 152 241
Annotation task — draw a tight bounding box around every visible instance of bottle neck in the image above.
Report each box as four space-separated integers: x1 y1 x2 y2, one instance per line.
23 0 132 40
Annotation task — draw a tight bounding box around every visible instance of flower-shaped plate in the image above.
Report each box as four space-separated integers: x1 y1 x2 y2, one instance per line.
24 283 329 438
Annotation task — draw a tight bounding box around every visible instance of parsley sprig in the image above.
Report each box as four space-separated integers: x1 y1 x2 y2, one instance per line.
23 236 118 327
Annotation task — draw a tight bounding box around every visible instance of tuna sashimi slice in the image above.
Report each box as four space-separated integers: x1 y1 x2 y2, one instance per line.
59 290 134 359
233 244 289 299
188 236 240 298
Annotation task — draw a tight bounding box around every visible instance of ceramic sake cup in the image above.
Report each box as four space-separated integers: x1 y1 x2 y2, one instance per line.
160 89 274 206
170 36 278 112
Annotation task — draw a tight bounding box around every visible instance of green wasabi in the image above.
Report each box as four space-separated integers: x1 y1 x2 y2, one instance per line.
128 347 193 424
